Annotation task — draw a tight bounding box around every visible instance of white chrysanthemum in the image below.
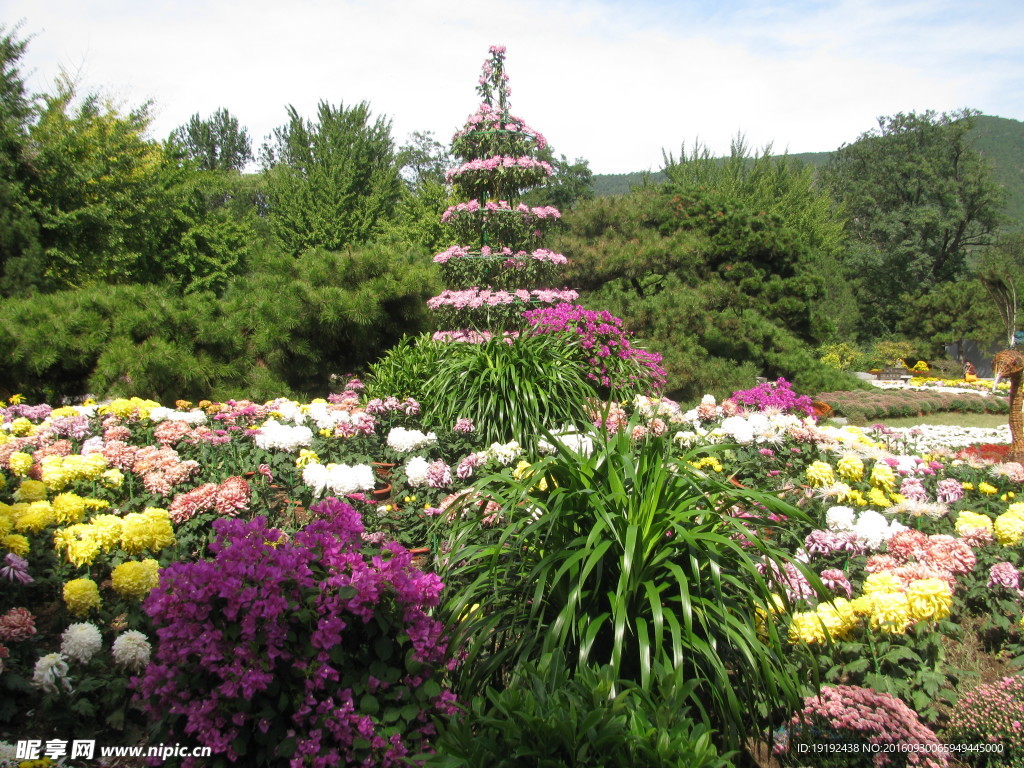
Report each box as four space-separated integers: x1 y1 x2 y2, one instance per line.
386 427 438 453
720 416 755 445
60 622 103 664
852 509 891 550
272 400 307 425
701 394 716 406
254 419 314 451
825 506 857 531
32 652 72 694
302 462 374 497
112 630 151 671
148 407 207 425
538 431 594 456
406 456 431 488
672 430 700 448
485 440 522 466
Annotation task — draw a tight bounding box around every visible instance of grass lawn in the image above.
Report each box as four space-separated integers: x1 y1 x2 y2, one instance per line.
874 412 1011 429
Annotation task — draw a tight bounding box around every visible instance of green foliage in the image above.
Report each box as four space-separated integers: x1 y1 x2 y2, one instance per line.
261 101 402 254
364 334 451 402
0 22 43 296
440 427 814 749
898 280 1002 359
169 108 253 172
825 110 1003 335
817 342 862 371
431 653 732 768
0 241 438 402
973 229 1024 347
419 335 596 451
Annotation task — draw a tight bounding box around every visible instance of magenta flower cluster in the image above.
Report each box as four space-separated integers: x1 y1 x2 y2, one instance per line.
441 199 561 223
947 675 1024 759
433 245 567 266
782 685 947 767
134 500 458 767
729 378 815 417
522 303 667 393
427 288 579 310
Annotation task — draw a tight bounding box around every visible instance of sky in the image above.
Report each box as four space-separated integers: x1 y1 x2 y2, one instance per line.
3 0 1023 174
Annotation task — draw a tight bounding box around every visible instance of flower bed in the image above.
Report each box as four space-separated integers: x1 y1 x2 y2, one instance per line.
1 382 1023 764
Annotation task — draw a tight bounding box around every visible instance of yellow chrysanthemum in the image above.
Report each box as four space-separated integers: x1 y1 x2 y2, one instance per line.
868 591 911 635
816 597 860 640
49 406 79 419
905 578 952 623
962 482 975 491
52 493 87 524
689 456 724 473
0 472 5 489
994 510 1024 546
63 578 101 616
862 571 905 595
53 524 102 567
41 454 108 489
120 507 175 554
0 431 7 446
8 417 35 436
14 479 47 503
836 455 864 482
88 514 124 551
954 511 993 537
867 487 892 508
97 397 161 420
14 501 55 534
111 559 161 599
0 509 12 538
1 533 29 555
870 463 896 492
979 482 999 496
8 451 34 477
101 468 124 489
296 449 320 468
1008 502 1024 517
851 595 875 615
788 611 828 644
806 461 835 488
755 593 786 638
847 489 868 507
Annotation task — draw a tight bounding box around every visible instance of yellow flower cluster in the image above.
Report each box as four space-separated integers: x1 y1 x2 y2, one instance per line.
53 511 123 567
869 463 896 492
1 533 29 555
8 417 36 436
689 456 724 473
868 591 912 634
512 460 552 492
978 482 999 496
64 577 102 615
995 505 1024 546
867 488 894 508
805 461 835 487
862 572 905 595
40 453 108 490
905 578 952 622
296 449 320 468
13 501 56 533
97 397 162 420
7 451 33 476
836 455 864 482
788 598 860 644
954 511 993 537
120 507 175 554
13 479 47 502
52 493 88 524
111 558 160 599
102 468 124 489
49 406 80 419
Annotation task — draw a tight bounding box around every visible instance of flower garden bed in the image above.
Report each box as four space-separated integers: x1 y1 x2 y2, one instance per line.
1 383 1024 766
815 387 1010 425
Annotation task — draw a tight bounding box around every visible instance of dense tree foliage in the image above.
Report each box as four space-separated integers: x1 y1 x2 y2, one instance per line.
824 110 1003 336
169 107 253 172
260 101 402 254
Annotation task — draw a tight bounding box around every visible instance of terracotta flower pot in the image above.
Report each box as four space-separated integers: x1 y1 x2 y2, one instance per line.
372 483 392 501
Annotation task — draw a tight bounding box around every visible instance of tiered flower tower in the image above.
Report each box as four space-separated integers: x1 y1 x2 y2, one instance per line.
427 46 578 339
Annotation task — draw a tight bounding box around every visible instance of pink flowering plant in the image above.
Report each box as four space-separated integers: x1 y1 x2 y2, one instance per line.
944 675 1024 766
778 685 948 767
522 303 667 395
729 378 815 417
135 501 459 767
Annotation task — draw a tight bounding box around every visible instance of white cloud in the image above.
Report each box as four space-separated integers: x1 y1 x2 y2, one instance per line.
5 0 1023 173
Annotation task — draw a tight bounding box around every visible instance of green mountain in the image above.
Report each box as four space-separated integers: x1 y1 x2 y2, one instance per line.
591 115 1024 229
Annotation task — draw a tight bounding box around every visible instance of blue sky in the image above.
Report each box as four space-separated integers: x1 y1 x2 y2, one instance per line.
4 0 1023 173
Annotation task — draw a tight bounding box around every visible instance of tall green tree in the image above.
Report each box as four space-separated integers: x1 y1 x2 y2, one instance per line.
824 109 1003 335
260 101 402 254
169 107 252 172
974 230 1024 347
0 23 43 295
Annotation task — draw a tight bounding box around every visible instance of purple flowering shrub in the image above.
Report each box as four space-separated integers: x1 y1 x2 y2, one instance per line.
777 685 947 768
134 499 458 768
945 676 1024 767
729 378 815 417
522 303 666 395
